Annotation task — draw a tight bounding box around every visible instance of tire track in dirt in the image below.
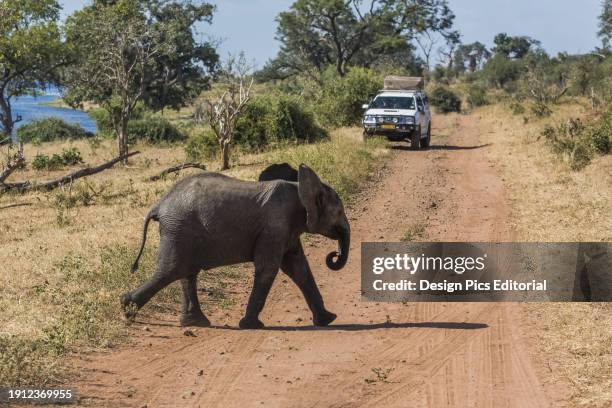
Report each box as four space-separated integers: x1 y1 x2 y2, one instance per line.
73 114 558 407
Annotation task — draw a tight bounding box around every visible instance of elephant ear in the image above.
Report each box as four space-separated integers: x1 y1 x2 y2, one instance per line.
297 164 324 232
258 163 298 182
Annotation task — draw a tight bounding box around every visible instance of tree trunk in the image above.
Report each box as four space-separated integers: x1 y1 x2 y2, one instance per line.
221 139 231 170
118 119 129 165
0 97 14 143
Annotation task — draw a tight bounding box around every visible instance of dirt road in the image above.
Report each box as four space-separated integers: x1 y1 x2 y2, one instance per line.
74 115 561 407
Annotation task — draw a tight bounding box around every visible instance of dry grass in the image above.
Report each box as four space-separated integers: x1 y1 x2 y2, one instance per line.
476 99 612 407
0 127 387 386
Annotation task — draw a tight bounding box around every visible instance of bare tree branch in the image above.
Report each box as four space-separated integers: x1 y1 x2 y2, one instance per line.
147 162 207 181
1 151 140 194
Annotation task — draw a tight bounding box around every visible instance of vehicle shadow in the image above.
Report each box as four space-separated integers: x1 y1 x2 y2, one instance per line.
389 143 491 151
210 321 488 332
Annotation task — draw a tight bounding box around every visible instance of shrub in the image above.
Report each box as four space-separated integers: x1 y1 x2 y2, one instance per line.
31 148 84 171
466 84 489 108
530 101 552 117
315 67 383 127
90 107 185 144
509 101 526 115
17 117 92 143
429 86 461 113
589 107 611 154
185 128 219 161
127 116 186 144
540 113 610 170
482 54 523 89
234 93 327 150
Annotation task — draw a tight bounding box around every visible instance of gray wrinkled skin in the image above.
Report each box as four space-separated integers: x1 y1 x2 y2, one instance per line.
121 164 350 329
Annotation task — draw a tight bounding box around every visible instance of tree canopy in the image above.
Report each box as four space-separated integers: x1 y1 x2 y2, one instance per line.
0 0 67 140
492 33 541 59
64 0 218 161
600 0 612 51
264 0 458 78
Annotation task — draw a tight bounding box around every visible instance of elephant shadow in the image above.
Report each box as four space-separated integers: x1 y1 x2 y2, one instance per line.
210 321 488 331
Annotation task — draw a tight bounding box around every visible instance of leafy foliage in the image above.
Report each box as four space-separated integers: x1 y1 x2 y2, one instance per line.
64 0 217 160
90 108 185 144
31 147 84 171
466 84 488 108
266 0 456 78
17 117 92 143
314 67 383 127
541 110 611 170
234 93 327 150
0 0 67 137
429 86 461 113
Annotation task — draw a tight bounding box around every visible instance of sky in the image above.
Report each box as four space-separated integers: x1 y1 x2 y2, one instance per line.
60 0 603 67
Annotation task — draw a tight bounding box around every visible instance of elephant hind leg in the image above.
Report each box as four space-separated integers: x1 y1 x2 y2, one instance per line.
180 273 211 327
121 236 197 321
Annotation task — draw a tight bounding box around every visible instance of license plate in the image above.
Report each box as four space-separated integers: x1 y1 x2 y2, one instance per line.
381 124 395 129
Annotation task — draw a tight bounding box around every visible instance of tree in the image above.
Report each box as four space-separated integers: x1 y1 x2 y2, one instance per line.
455 42 490 73
492 33 540 59
599 0 612 50
0 0 67 145
269 0 457 78
64 0 218 163
203 54 253 170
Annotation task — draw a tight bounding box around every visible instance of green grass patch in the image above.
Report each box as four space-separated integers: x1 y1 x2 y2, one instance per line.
266 132 387 202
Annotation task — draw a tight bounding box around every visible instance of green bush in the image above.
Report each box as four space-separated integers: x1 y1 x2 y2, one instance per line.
90 107 185 144
540 112 611 170
234 93 327 150
429 86 461 113
31 148 84 171
127 116 186 144
466 84 489 108
17 117 92 143
482 54 523 89
509 100 526 115
185 128 219 161
315 67 384 127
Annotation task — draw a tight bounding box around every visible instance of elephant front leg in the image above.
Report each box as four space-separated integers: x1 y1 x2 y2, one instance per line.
281 244 337 327
180 273 211 327
239 266 279 329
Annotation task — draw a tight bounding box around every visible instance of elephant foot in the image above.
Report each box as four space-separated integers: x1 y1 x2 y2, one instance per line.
180 312 211 327
120 293 138 322
313 310 337 327
239 316 265 330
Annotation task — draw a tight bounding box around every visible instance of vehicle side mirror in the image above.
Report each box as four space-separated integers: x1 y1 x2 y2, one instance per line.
418 106 424 112
362 104 369 110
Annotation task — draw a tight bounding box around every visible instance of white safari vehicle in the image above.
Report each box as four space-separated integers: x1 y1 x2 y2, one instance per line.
362 76 431 149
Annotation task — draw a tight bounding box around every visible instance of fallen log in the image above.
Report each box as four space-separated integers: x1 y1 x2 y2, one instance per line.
0 155 25 183
1 151 140 193
147 162 206 181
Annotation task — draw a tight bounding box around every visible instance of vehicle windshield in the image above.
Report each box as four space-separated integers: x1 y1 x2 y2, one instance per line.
370 96 415 110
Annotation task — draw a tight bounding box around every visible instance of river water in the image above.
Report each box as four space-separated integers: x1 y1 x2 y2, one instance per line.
9 94 97 140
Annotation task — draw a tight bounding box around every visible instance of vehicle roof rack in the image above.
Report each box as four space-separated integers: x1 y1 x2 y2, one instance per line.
383 76 424 91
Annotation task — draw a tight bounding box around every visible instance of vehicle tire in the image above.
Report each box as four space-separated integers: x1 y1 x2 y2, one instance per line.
411 127 421 150
421 124 431 148
362 130 369 143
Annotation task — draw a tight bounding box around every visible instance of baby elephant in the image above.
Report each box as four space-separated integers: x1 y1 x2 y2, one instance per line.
121 163 350 329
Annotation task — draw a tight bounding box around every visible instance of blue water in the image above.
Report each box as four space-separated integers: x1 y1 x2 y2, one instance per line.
10 94 97 139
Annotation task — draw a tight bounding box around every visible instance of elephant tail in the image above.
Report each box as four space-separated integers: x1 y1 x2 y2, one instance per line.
131 206 159 273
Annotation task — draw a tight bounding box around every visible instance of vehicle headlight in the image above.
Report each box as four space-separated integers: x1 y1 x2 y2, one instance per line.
363 115 375 123
398 116 415 124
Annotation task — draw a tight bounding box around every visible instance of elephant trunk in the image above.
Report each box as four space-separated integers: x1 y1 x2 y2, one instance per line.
326 223 350 271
